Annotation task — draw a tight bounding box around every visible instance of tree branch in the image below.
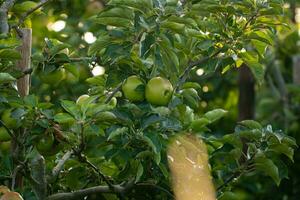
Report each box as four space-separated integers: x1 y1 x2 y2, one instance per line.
46 180 135 200
104 82 123 104
175 49 223 92
51 151 73 178
0 0 17 34
18 0 53 26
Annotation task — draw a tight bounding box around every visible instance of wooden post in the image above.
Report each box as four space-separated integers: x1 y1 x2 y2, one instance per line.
16 28 32 97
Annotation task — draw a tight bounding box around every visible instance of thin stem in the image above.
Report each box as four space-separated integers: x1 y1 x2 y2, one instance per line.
175 48 223 92
104 82 123 104
18 0 53 26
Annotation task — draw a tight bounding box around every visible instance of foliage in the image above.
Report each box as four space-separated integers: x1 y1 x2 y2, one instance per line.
0 0 298 199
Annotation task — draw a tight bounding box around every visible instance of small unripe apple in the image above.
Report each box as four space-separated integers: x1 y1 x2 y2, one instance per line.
145 77 173 106
122 75 145 102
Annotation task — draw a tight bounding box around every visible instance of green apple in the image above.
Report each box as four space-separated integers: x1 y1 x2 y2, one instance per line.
145 77 173 106
122 75 145 102
1 109 19 129
76 94 90 105
39 68 66 85
0 127 11 142
36 134 54 154
0 141 11 153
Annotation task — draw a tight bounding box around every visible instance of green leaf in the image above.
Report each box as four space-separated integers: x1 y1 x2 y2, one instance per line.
0 73 16 84
99 7 134 20
204 109 228 123
238 120 262 129
160 21 186 35
268 144 294 162
238 51 265 81
255 153 280 186
0 49 21 60
24 94 38 108
88 35 111 55
190 118 210 132
54 113 75 124
135 162 144 183
182 82 201 90
107 127 128 141
60 100 81 120
94 17 133 28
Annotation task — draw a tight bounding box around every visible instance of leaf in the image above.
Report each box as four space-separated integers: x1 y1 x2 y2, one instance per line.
268 144 294 162
0 49 21 60
24 94 38 108
255 153 280 186
139 32 155 58
98 7 134 20
238 120 262 129
135 162 144 183
60 100 81 120
94 17 133 28
0 73 16 84
141 114 162 129
88 35 111 55
204 109 227 123
107 127 128 141
182 82 201 90
190 118 211 132
238 51 265 81
54 113 75 124
160 21 186 35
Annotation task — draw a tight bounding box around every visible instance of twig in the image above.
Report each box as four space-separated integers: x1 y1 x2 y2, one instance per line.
69 57 93 63
52 151 73 178
18 0 53 26
242 12 258 30
46 180 135 200
76 153 115 191
175 48 223 92
104 82 123 104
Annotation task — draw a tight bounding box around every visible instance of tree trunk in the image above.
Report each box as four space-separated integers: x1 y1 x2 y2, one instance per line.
238 65 255 121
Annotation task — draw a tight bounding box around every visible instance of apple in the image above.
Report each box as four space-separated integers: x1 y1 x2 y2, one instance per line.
39 68 66 86
0 141 11 153
1 110 19 129
76 94 90 105
145 77 173 106
122 75 145 102
0 191 23 200
36 134 54 154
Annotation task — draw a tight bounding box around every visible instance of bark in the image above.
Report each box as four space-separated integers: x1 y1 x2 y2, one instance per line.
238 65 255 121
16 28 32 97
